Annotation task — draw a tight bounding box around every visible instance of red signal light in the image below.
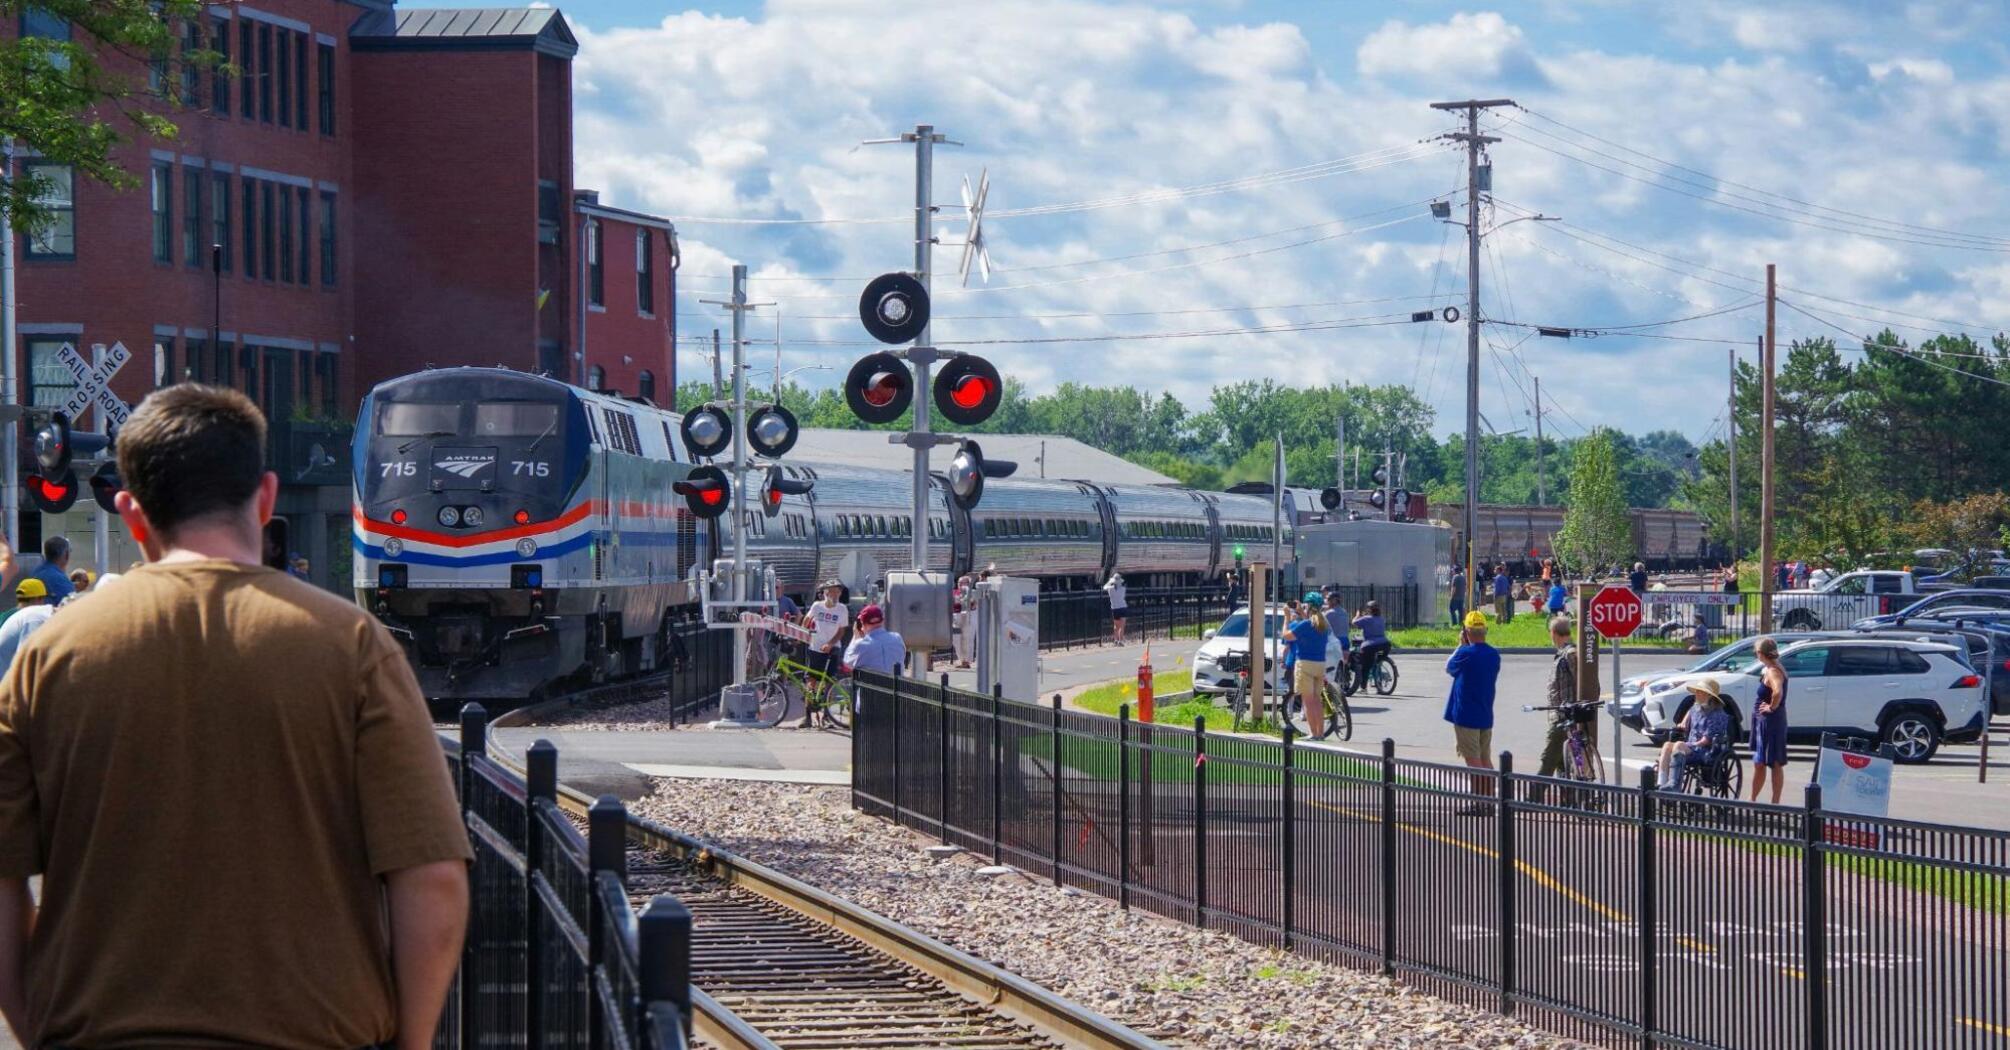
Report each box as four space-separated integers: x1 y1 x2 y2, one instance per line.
391 508 408 525
766 488 782 506
948 373 994 410
863 373 903 407
514 509 531 525
844 351 912 425
932 355 1003 426
672 466 733 520
698 487 724 506
29 476 69 502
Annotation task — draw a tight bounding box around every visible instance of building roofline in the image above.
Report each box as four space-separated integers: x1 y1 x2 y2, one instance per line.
576 199 675 233
350 7 579 59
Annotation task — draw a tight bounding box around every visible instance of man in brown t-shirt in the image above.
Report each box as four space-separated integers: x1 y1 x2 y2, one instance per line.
0 385 471 1048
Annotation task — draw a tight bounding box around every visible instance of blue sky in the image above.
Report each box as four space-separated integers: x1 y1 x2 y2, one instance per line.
466 1 2010 442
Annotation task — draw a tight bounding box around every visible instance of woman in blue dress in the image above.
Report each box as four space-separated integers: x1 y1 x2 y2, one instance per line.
1748 636 1790 804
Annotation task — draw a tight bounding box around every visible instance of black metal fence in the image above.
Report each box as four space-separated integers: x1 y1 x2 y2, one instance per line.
441 706 693 1049
850 671 2010 1050
1037 583 1422 651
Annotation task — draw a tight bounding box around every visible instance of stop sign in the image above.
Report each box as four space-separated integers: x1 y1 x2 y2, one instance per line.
1588 585 1643 639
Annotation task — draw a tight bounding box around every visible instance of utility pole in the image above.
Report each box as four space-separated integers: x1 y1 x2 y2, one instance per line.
699 266 771 696
1431 98 1512 614
1729 343 1743 562
1 137 19 552
1760 265 1777 633
1533 375 1547 506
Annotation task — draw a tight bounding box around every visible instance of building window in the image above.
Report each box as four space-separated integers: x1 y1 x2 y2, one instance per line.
151 163 172 262
638 370 655 402
21 9 70 71
317 352 338 417
586 219 603 307
636 230 654 315
317 42 335 134
275 27 291 128
182 166 203 266
185 336 208 384
298 349 314 409
239 19 254 119
213 338 234 388
26 339 76 407
261 180 276 280
211 175 231 272
294 33 308 129
258 23 272 123
241 175 257 278
278 183 293 282
587 365 605 390
180 18 200 104
210 17 229 114
295 186 310 283
21 162 74 259
537 181 560 244
318 191 336 286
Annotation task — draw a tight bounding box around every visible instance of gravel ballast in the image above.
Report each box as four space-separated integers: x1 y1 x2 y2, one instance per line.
632 777 1578 1049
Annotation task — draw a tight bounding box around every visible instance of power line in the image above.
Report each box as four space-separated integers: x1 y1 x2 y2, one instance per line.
776 292 1458 323
673 310 1427 347
1778 299 2010 389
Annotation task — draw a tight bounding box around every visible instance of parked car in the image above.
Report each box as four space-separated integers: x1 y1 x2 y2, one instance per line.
1608 631 1850 732
1771 570 1922 631
1853 589 2010 629
1966 576 2010 591
1862 620 2010 716
1635 637 1987 763
1193 605 1341 697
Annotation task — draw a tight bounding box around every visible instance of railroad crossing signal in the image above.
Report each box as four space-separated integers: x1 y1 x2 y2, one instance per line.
56 341 134 430
745 404 800 459
945 439 1015 511
679 404 732 459
931 355 1002 427
87 462 123 514
672 465 732 520
760 465 812 519
1588 585 1644 639
24 472 78 514
858 272 930 345
957 169 992 287
843 351 913 425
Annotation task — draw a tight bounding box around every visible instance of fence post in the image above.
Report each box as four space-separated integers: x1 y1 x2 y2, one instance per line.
1496 751 1515 1016
1051 693 1063 887
1281 723 1295 950
1803 784 1828 1050
1118 703 1131 912
1380 737 1396 976
992 683 1004 867
1194 714 1208 928
892 672 904 826
586 795 626 1050
637 895 694 1038
1637 766 1658 1049
525 740 557 1050
456 702 486 1047
939 674 952 846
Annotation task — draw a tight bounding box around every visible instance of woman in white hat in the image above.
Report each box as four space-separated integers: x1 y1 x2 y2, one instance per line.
1656 678 1732 790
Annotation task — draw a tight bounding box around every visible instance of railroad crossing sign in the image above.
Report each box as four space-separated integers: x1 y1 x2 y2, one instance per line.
55 342 133 430
1587 585 1644 639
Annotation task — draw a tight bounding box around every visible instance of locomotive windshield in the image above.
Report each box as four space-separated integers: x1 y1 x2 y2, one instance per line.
473 402 560 437
377 401 461 436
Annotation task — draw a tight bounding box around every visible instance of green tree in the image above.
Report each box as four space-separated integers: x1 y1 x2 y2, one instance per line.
2 1 213 233
1553 429 1632 572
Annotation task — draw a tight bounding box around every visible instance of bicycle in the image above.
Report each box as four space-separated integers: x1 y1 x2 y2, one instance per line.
750 653 854 730
1347 644 1399 696
1521 701 1605 806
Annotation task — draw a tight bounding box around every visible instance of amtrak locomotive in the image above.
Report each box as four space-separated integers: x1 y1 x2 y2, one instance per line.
353 368 1287 702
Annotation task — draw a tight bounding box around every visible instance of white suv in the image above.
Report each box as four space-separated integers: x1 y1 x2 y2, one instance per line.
1191 605 1344 696
1636 638 1987 763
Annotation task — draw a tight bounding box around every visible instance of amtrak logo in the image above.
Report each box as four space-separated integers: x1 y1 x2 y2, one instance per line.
435 457 492 478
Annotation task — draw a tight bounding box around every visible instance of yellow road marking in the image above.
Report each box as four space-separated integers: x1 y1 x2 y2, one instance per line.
1308 799 1715 953
1959 1017 2010 1037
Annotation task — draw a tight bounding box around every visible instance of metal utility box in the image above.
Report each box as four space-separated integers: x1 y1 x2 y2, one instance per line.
975 575 1040 702
1294 518 1452 623
884 570 953 650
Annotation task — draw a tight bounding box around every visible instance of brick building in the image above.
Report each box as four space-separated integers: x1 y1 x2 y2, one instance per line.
4 3 677 590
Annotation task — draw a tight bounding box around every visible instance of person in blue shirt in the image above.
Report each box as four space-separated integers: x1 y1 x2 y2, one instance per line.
843 604 907 677
1491 565 1513 623
27 536 76 604
1656 679 1731 789
1444 611 1502 814
1321 592 1350 694
1348 600 1390 694
1285 593 1334 739
1545 579 1567 615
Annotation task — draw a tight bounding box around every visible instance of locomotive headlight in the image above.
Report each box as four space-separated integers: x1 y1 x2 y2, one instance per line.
461 506 485 528
438 506 461 527
516 538 538 557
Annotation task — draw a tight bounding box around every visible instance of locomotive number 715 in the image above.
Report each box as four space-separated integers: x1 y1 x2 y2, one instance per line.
378 461 417 477
512 461 550 477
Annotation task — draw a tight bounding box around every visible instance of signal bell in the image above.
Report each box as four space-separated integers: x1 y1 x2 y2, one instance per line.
932 355 1002 427
1368 489 1386 510
761 465 813 519
679 404 732 459
671 465 732 520
25 471 78 514
33 412 73 477
746 404 800 459
1318 487 1343 511
946 439 1016 511
844 351 913 425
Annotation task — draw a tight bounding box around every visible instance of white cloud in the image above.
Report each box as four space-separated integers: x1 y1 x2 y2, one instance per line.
1356 12 1540 82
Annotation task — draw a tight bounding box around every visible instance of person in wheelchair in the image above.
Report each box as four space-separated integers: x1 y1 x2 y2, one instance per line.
1656 678 1732 791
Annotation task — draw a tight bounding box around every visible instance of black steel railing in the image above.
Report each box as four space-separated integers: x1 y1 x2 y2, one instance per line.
441 706 692 1049
1036 583 1421 651
851 671 2010 1050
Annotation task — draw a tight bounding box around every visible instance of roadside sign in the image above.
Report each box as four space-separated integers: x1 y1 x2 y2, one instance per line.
55 342 133 430
1588 585 1644 639
1815 738 1894 848
1646 591 1741 606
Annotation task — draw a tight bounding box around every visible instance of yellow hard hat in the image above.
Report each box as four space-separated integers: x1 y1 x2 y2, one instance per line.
15 578 47 601
1462 610 1489 630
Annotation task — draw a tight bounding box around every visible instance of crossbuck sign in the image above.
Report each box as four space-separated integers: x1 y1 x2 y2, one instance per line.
56 342 134 430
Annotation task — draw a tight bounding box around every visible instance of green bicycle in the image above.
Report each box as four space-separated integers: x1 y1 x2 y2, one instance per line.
751 653 854 729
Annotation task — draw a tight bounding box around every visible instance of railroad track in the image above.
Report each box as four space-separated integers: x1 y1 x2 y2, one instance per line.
502 748 1163 1050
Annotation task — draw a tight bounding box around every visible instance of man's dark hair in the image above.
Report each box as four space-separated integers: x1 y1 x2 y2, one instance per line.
117 385 267 536
42 535 68 562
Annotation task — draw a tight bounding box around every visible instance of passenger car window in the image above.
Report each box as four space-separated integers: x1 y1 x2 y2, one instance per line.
1832 647 1894 676
1892 649 1931 674
1781 647 1829 678
1832 577 1865 595
1871 576 1907 594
